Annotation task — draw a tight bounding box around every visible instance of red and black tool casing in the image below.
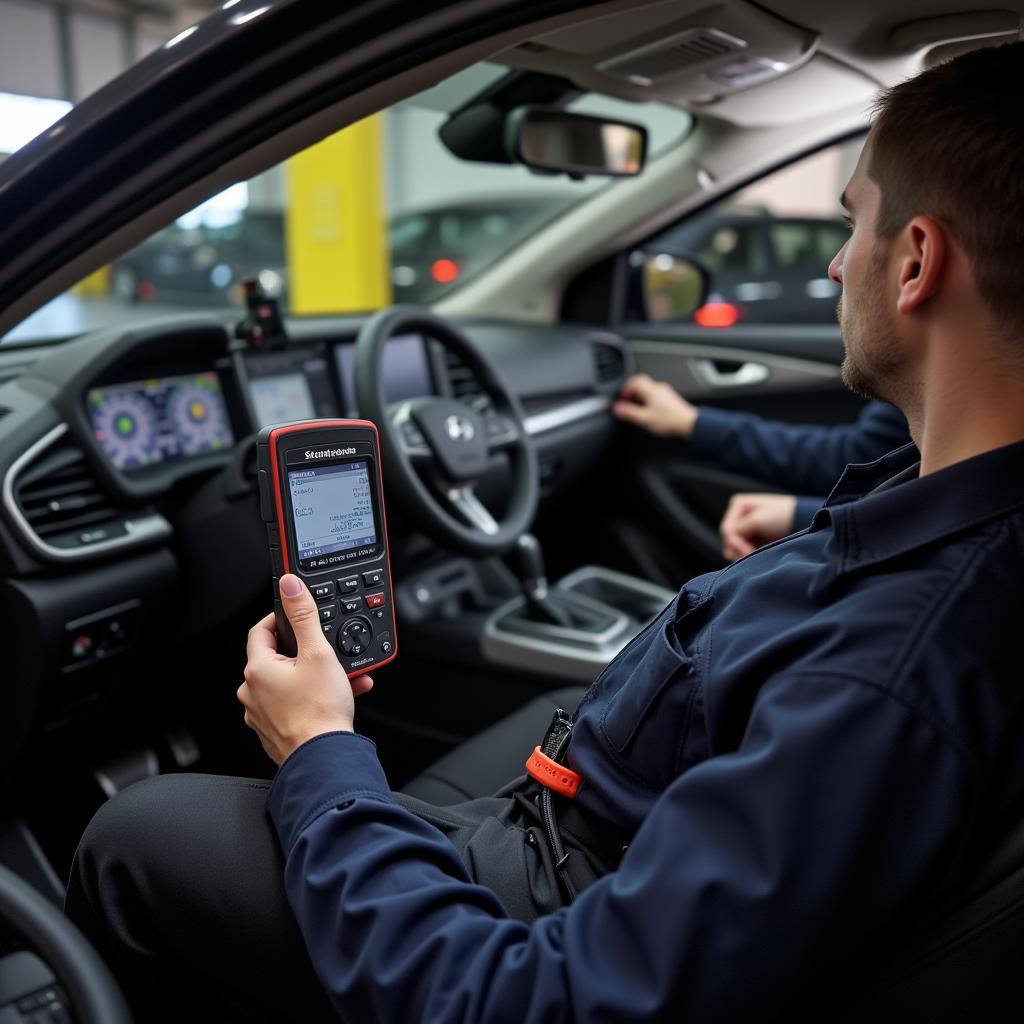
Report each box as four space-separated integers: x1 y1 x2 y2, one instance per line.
256 419 397 674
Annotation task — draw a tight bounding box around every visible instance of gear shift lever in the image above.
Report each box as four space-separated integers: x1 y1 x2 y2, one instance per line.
509 533 574 627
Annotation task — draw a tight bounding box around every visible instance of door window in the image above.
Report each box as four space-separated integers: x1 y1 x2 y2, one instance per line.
642 136 863 325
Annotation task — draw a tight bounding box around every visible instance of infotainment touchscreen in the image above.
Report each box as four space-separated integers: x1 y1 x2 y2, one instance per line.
287 460 378 568
88 372 234 470
250 372 315 425
245 347 339 427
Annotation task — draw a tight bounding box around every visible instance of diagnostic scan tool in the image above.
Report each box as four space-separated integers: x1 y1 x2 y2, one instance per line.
257 420 396 674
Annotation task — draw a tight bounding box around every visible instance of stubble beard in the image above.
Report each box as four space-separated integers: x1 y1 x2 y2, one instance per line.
838 256 907 407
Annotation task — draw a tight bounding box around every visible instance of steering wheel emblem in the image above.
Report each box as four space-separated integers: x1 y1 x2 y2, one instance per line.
445 414 476 442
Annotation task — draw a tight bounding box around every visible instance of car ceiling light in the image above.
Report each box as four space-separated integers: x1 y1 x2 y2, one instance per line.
0 92 72 155
231 6 271 26
165 26 198 48
222 0 244 8
708 56 793 87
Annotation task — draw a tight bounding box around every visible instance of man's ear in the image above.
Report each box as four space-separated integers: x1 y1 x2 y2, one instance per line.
896 216 946 315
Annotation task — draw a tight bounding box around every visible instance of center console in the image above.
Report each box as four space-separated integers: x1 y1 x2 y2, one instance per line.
482 565 673 681
395 541 672 684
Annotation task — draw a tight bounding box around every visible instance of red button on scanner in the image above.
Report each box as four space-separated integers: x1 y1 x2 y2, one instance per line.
366 592 386 609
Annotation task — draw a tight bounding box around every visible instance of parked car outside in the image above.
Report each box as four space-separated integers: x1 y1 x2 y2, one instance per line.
109 210 287 305
652 207 848 325
389 194 573 303
110 195 573 307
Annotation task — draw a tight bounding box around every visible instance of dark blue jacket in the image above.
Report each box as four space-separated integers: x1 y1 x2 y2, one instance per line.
268 439 1024 1022
690 400 912 528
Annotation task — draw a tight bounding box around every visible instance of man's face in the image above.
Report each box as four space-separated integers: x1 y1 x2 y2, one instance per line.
828 138 908 405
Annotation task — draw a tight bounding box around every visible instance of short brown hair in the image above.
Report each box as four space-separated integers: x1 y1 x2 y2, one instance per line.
868 41 1024 336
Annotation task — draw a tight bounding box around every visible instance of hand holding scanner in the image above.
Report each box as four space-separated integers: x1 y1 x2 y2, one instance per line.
256 420 397 674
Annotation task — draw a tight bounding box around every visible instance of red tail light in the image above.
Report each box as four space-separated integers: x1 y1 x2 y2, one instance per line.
694 302 739 328
431 258 459 284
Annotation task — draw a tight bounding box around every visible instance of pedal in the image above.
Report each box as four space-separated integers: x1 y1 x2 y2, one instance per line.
92 748 159 799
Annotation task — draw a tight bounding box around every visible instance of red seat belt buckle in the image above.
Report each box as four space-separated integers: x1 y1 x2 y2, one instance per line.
526 746 582 799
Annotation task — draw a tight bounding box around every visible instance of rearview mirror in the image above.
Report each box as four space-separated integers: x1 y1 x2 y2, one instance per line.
506 107 647 178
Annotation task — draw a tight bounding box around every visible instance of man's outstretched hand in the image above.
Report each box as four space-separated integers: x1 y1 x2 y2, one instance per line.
719 493 798 562
613 374 700 438
237 573 374 766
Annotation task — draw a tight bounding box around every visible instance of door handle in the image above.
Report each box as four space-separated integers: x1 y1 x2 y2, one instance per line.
690 358 769 388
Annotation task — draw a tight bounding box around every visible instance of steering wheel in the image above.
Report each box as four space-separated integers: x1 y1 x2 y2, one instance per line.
0 865 132 1023
355 307 538 556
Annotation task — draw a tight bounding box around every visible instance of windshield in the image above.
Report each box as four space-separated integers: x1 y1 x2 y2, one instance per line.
4 62 692 344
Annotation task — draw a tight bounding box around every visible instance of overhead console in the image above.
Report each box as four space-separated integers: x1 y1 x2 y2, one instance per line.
498 1 818 107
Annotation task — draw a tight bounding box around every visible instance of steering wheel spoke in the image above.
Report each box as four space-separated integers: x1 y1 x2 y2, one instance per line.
356 308 538 555
445 485 500 535
484 411 520 452
389 401 435 467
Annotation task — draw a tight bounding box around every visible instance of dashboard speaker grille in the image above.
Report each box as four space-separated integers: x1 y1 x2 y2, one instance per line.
591 339 626 384
14 440 120 541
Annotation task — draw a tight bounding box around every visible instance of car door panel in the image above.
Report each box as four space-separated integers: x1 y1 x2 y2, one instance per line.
627 322 845 365
629 338 840 401
606 323 863 589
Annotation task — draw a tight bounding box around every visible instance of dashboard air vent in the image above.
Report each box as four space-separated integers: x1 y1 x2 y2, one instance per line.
13 440 120 544
592 339 626 385
443 349 488 407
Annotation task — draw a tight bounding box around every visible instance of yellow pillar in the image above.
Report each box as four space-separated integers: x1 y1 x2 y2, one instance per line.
285 115 391 314
73 266 110 296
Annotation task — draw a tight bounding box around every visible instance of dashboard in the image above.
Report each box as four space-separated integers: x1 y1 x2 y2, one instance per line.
0 312 625 757
0 315 622 555
81 331 438 480
241 331 435 433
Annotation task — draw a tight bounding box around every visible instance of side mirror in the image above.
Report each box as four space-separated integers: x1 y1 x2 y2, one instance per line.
505 107 647 178
637 251 710 322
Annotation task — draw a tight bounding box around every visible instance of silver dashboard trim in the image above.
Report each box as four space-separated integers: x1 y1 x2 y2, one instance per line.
524 394 612 436
2 422 173 563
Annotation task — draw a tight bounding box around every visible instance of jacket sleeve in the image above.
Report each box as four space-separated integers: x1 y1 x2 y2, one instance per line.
792 495 822 531
266 673 970 1023
688 400 912 494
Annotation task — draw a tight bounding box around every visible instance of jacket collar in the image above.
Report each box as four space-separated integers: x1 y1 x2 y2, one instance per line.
809 439 1024 580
